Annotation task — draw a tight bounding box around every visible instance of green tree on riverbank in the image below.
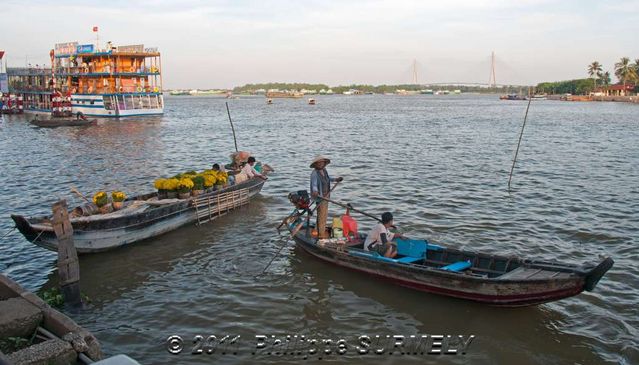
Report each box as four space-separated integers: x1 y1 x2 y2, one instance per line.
588 61 602 89
614 57 638 85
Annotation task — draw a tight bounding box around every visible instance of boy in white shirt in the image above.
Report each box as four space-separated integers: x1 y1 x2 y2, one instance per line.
241 157 267 180
364 212 403 258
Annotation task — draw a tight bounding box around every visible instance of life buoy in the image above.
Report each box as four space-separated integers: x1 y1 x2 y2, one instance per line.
136 86 142 92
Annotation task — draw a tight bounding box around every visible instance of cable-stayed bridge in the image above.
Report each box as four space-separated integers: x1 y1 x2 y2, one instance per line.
401 52 531 87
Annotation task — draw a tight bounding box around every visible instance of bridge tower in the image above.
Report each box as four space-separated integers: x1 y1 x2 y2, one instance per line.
488 51 497 87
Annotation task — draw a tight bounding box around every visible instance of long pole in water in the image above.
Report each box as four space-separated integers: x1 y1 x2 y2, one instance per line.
225 102 238 152
508 88 533 191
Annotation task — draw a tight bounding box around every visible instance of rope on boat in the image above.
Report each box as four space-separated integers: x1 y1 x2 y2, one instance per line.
259 234 292 275
1 226 16 240
30 229 46 243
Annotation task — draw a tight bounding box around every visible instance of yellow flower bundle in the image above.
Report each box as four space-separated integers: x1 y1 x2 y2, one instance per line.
92 191 108 207
154 178 166 190
217 171 228 184
178 178 194 190
111 191 126 202
200 172 217 188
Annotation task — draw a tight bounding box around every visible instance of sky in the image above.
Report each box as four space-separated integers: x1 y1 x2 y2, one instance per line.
1 0 637 89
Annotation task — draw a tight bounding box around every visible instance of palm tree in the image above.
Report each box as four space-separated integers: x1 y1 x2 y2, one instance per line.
588 61 602 89
615 57 638 85
598 71 611 86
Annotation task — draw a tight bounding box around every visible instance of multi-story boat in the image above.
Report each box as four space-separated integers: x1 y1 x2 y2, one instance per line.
53 41 163 117
6 66 53 113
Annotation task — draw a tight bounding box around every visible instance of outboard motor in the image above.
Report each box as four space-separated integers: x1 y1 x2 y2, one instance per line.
288 190 311 211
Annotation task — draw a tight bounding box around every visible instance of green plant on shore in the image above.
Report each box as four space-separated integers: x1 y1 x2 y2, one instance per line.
0 336 31 354
39 287 64 308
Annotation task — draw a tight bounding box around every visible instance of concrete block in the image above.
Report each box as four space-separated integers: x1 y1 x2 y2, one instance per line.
7 338 76 365
0 298 43 338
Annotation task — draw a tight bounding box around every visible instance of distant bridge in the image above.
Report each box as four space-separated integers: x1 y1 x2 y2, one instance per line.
403 52 531 87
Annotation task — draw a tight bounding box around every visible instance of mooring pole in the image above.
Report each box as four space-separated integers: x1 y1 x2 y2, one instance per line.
225 102 239 152
508 87 533 191
51 200 81 306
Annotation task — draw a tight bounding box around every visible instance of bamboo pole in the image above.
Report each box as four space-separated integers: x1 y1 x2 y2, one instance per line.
508 87 533 191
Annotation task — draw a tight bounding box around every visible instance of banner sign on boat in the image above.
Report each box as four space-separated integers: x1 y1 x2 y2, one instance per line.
54 42 78 55
117 45 144 53
76 44 95 54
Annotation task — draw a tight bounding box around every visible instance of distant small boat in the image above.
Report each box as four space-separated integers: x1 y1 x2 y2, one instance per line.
500 94 527 101
30 118 97 128
308 98 316 105
267 99 273 105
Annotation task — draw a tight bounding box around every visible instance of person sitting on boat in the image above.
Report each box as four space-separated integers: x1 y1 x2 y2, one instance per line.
76 111 87 121
364 212 402 258
309 155 343 239
212 163 221 172
241 157 267 180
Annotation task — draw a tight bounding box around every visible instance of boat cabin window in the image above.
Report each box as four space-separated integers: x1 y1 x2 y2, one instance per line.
103 96 114 110
117 95 126 110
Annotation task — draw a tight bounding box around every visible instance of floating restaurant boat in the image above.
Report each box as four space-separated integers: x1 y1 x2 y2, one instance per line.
11 174 269 254
284 196 614 306
52 42 164 117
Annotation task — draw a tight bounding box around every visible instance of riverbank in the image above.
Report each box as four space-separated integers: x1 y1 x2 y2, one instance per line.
547 95 639 103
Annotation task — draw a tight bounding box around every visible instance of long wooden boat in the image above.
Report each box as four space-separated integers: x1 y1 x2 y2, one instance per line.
30 118 97 128
286 212 613 307
11 176 267 254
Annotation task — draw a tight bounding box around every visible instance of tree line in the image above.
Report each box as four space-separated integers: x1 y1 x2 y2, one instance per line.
537 57 639 95
233 83 522 94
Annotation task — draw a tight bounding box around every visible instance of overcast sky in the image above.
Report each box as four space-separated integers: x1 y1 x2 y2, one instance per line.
1 0 637 89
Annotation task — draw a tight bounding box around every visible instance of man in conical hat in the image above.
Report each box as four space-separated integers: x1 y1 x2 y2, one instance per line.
310 155 343 239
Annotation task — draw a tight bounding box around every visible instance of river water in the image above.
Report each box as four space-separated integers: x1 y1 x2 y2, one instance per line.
0 94 637 364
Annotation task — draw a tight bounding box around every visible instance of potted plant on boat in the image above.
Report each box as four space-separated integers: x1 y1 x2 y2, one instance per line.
154 178 168 199
177 178 194 199
191 175 205 196
111 191 126 210
92 191 109 214
202 171 217 193
217 171 229 189
165 178 179 199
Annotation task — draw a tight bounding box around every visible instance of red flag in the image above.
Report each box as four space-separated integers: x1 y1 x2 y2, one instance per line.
0 50 4 60
93 26 98 32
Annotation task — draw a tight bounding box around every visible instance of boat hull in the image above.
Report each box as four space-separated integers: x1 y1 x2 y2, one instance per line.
290 231 613 307
12 178 265 254
30 118 96 128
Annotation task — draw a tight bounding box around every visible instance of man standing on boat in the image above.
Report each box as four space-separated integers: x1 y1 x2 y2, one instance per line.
310 155 342 239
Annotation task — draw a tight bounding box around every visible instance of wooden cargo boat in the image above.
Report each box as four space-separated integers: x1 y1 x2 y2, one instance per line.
11 176 267 254
30 118 97 128
284 199 613 307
